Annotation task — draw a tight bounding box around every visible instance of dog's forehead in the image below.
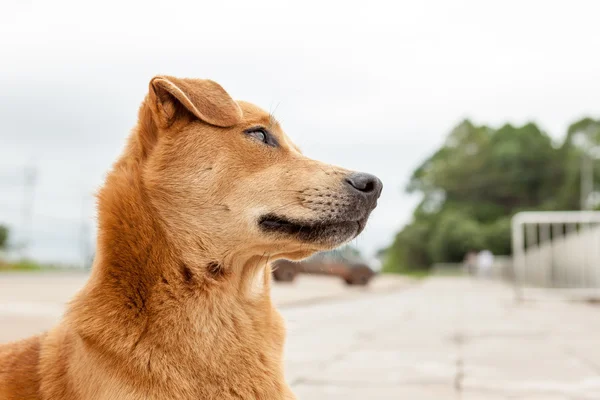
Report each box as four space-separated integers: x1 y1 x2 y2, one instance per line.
236 101 276 126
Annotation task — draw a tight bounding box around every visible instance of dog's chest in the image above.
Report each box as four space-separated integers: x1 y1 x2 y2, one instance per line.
74 344 290 400
132 307 289 399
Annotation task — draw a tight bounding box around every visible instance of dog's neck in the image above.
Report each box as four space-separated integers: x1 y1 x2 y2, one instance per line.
67 140 278 371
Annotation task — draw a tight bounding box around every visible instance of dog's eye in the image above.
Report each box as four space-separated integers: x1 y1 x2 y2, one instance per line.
244 127 278 147
247 128 268 143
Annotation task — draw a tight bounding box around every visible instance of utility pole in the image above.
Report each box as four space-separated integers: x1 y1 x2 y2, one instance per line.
581 150 593 210
578 125 599 211
79 194 92 269
21 165 38 258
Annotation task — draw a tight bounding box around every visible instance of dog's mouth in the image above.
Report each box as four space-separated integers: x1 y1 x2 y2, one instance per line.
258 214 367 246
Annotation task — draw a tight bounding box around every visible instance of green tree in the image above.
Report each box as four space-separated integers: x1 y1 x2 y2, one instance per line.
428 211 485 263
383 219 433 273
0 225 8 250
386 117 597 272
482 217 512 256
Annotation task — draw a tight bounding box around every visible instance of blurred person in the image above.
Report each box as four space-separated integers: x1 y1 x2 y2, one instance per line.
477 249 494 279
464 250 478 276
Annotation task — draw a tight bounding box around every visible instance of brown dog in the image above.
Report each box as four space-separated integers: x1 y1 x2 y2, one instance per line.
0 76 382 399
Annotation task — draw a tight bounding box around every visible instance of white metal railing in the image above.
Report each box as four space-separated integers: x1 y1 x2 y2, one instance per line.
511 211 600 298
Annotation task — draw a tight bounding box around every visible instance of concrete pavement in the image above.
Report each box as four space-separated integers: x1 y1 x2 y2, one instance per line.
284 278 600 399
1 273 600 399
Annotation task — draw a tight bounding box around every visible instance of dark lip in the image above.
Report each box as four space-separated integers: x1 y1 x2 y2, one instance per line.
258 214 366 243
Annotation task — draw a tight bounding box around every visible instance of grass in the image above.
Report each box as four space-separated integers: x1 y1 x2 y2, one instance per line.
0 259 59 272
382 262 467 280
395 269 431 279
381 266 431 279
382 259 432 279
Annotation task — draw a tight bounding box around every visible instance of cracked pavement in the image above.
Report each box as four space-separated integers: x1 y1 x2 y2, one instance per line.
282 277 600 399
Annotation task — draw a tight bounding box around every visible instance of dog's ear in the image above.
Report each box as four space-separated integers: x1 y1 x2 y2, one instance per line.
148 76 243 128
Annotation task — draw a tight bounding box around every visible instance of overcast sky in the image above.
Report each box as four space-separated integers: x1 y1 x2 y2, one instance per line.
1 0 600 264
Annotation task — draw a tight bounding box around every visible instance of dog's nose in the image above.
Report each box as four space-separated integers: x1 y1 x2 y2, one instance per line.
345 172 383 200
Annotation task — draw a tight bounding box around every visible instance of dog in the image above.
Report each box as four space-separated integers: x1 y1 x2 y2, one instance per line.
0 76 382 399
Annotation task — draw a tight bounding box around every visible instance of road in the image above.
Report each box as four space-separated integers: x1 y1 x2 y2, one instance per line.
285 278 600 399
2 273 600 399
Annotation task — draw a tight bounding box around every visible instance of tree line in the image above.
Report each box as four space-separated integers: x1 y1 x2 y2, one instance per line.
384 117 600 273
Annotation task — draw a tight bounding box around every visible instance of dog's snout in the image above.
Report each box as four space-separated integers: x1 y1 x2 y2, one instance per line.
345 173 383 200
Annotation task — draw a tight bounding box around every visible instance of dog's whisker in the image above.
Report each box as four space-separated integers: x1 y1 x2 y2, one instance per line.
268 102 281 129
267 200 302 214
263 189 304 194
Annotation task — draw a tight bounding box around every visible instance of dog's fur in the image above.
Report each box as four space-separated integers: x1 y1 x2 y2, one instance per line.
0 76 381 399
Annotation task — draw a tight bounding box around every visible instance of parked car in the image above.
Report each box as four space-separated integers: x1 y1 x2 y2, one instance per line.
272 248 379 286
